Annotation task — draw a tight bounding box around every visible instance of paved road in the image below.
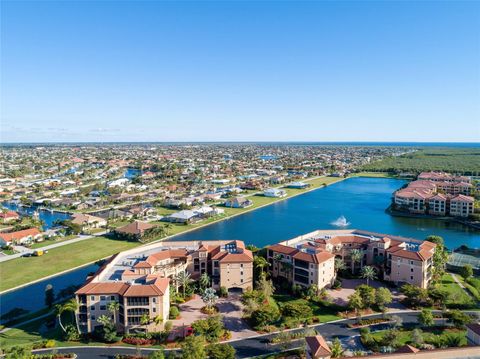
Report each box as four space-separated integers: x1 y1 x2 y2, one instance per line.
32 311 428 359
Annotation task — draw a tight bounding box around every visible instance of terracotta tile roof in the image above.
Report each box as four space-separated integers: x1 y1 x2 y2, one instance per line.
305 335 331 357
451 194 474 203
75 282 129 295
395 344 420 354
268 244 298 256
0 228 41 242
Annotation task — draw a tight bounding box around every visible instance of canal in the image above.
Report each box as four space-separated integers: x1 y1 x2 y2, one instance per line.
1 177 478 317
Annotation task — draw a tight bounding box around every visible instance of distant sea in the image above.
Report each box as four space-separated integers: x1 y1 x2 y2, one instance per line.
1 141 479 147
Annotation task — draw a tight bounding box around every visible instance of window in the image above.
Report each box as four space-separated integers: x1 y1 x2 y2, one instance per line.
410 261 414 265
240 264 243 268
90 296 95 301
410 276 414 280
100 296 106 301
152 298 156 303
152 308 156 312
90 306 95 310
100 305 106 310
411 268 414 272
241 272 243 276
110 296 115 300
91 315 95 320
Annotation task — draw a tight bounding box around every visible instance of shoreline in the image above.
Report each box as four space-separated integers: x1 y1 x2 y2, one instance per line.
386 205 480 231
0 175 346 295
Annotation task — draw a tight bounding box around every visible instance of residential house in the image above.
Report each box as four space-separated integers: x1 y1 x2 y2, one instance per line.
263 188 287 198
224 197 253 209
71 213 107 230
0 210 20 223
115 221 157 240
0 228 42 246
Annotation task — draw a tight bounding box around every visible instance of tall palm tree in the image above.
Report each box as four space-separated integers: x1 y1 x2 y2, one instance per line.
175 271 192 298
55 298 79 333
253 256 269 276
350 249 363 275
107 301 120 328
334 258 346 280
199 272 210 292
361 266 377 286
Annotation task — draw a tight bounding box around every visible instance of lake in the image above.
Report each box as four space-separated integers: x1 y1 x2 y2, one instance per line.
1 177 478 317
172 177 479 249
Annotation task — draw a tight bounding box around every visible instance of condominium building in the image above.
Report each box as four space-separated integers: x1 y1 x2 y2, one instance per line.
393 172 475 218
76 239 253 334
267 229 436 289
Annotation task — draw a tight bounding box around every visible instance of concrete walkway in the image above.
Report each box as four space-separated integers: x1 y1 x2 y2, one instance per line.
451 273 474 300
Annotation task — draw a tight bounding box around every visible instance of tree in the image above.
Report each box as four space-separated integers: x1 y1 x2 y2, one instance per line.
306 284 318 299
206 343 236 359
390 314 403 329
460 264 473 280
375 287 392 315
140 313 151 332
254 255 269 276
361 266 377 286
357 284 376 309
191 316 225 343
418 308 434 327
199 272 210 292
256 275 275 298
5 346 32 359
45 284 54 308
411 328 424 347
330 338 344 358
350 249 363 274
175 271 192 298
107 301 120 328
334 258 346 278
447 309 472 327
181 335 207 359
202 288 219 311
348 292 363 322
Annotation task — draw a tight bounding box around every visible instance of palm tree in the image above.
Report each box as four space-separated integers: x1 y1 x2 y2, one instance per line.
175 271 192 298
361 266 377 286
253 256 269 276
334 258 346 280
350 249 363 275
55 298 79 333
107 301 120 328
140 313 150 333
163 223 173 236
199 272 210 292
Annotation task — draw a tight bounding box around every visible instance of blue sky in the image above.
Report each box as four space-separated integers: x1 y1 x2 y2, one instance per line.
1 1 479 143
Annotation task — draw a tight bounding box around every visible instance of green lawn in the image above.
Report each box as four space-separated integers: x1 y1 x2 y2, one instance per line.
0 237 140 292
28 235 77 249
273 294 342 323
438 273 472 306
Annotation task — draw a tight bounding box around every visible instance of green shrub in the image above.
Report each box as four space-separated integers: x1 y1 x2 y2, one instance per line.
169 306 180 319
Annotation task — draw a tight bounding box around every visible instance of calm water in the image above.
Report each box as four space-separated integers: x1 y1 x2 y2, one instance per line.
1 177 478 317
172 177 479 249
124 168 141 179
1 203 71 230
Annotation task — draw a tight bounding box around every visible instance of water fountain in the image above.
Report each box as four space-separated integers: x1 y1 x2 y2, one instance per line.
331 215 350 227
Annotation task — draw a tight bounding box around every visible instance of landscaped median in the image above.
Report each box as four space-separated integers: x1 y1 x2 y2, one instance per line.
0 176 344 293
